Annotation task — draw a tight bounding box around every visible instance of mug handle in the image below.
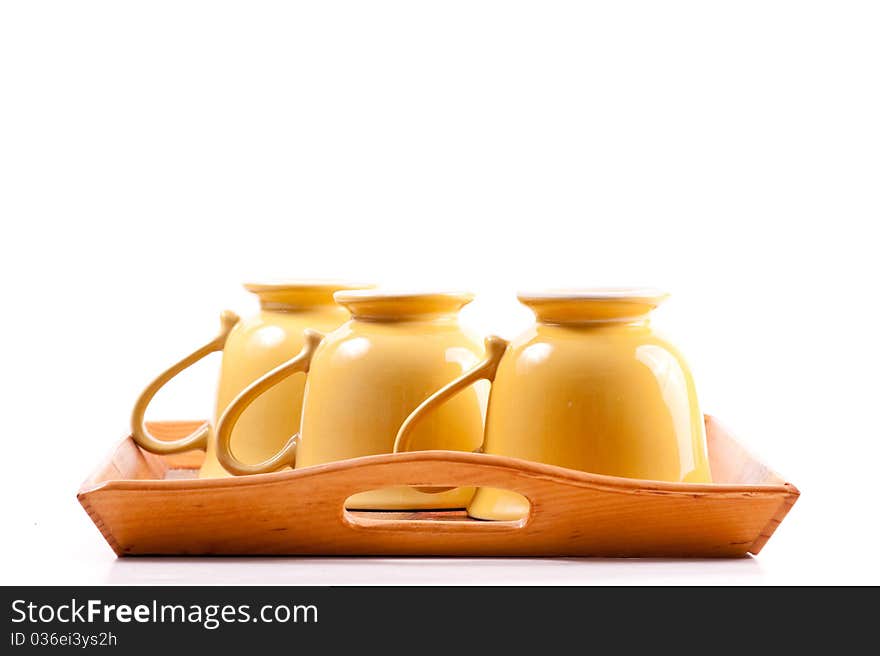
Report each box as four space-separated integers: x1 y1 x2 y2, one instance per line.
215 329 324 476
393 335 509 454
131 310 240 455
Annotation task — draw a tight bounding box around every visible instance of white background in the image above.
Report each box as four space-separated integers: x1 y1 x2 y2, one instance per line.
1 1 878 585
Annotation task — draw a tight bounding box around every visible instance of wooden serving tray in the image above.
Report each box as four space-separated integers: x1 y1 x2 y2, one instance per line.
78 416 798 557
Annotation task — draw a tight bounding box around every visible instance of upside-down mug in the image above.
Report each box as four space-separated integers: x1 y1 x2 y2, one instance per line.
215 290 486 509
394 289 712 520
131 281 372 478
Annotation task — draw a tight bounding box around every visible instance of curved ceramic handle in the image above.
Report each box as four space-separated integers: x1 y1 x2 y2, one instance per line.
394 335 509 454
131 311 240 455
215 330 324 476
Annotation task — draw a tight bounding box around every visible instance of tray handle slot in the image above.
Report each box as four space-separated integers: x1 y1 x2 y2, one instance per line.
343 511 526 532
306 452 562 533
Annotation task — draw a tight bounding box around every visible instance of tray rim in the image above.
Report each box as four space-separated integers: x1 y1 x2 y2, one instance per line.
78 422 798 500
78 415 800 557
80 447 797 498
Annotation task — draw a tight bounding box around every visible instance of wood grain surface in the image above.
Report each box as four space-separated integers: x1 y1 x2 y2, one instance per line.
78 416 799 557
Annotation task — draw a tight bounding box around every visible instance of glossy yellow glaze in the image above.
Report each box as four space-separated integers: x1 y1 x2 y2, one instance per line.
199 283 373 478
392 289 712 521
130 281 371 478
468 290 712 520
215 291 486 510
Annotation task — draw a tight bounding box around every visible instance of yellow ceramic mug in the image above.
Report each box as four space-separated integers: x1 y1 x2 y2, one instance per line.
215 291 486 509
395 289 712 520
131 281 371 478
